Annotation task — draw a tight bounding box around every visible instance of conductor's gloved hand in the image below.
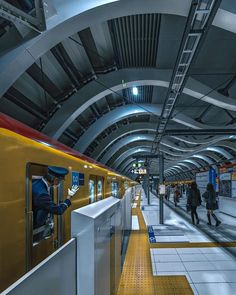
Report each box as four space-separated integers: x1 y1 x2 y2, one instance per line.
68 185 79 197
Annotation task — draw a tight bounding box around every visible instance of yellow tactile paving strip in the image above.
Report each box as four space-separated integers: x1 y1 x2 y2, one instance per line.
117 192 193 295
150 241 236 249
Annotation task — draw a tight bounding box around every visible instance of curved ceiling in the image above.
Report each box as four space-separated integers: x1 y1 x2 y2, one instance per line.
1 0 236 96
41 68 236 139
0 0 236 180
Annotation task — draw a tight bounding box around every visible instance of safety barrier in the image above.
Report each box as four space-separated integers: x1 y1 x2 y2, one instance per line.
2 239 76 295
2 189 134 295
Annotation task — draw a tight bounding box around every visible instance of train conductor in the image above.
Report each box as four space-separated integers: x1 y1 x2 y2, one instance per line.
32 166 79 240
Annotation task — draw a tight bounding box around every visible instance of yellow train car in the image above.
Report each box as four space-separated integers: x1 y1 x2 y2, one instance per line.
0 113 134 292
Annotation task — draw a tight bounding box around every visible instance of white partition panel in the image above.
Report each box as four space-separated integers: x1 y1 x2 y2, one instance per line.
121 188 132 231
2 239 76 295
71 197 121 295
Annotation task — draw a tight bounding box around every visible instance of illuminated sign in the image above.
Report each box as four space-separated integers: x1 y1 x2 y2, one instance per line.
159 184 166 195
131 168 147 174
132 163 143 168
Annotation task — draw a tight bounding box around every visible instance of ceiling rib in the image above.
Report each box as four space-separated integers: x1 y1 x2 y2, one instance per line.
164 129 236 136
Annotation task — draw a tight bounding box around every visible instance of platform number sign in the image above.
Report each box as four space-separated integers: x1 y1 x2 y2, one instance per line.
147 226 156 243
72 171 79 187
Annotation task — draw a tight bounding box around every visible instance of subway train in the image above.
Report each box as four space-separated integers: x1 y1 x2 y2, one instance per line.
0 112 135 292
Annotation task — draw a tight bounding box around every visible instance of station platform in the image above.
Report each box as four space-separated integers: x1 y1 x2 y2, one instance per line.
167 192 236 249
118 189 236 295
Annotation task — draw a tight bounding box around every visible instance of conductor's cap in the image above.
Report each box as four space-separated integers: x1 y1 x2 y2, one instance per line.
48 166 69 179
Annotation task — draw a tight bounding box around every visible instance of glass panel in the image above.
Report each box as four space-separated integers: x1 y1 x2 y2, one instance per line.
97 180 103 200
89 180 95 203
111 181 119 198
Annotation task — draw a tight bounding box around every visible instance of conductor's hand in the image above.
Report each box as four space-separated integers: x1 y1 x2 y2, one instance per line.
68 185 79 198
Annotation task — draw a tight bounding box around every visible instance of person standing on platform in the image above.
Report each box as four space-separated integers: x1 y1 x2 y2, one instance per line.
187 182 201 225
174 187 180 206
203 183 221 227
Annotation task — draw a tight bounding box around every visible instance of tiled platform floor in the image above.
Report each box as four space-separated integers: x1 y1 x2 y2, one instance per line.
141 191 236 295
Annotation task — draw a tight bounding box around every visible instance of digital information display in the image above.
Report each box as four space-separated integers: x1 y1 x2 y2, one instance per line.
131 168 147 174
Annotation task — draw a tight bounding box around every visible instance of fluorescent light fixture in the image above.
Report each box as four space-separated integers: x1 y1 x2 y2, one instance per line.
132 86 138 95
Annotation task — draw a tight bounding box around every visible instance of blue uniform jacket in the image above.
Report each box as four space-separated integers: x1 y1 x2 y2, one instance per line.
32 179 71 228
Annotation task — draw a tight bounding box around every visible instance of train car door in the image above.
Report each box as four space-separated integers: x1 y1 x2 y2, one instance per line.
111 181 119 198
97 176 104 201
25 163 63 270
89 175 96 203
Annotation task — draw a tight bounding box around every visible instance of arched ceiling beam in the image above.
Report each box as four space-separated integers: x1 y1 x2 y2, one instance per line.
113 147 151 170
100 134 154 164
166 167 182 174
216 141 236 153
42 68 236 139
75 105 160 153
101 134 201 165
91 122 156 160
182 159 202 169
164 145 233 174
168 171 176 176
114 144 183 173
191 154 214 165
74 104 218 153
112 145 152 170
204 147 232 159
169 135 229 145
165 139 235 170
165 167 181 176
104 140 175 170
119 158 136 174
109 140 190 171
92 121 226 162
166 168 190 179
201 151 221 162
1 0 236 97
172 166 188 173
165 171 173 177
177 162 195 170
159 148 184 158
161 139 196 152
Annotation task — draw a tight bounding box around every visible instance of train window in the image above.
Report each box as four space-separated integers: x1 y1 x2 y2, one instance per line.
111 181 119 198
89 179 95 203
97 180 103 201
79 173 85 185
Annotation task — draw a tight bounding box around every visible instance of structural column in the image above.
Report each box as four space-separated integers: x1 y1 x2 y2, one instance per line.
159 152 164 224
147 164 150 205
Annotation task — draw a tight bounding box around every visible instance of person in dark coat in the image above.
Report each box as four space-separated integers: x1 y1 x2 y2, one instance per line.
32 166 79 240
187 182 201 225
203 183 221 227
174 187 180 206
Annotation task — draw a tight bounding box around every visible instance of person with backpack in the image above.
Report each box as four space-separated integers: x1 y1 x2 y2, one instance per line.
203 183 221 227
187 182 202 225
